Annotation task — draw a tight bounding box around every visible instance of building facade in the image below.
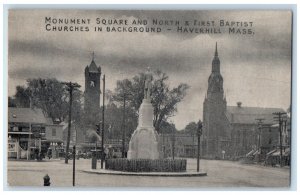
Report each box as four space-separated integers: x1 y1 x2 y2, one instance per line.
226 105 284 158
159 133 198 158
8 107 64 160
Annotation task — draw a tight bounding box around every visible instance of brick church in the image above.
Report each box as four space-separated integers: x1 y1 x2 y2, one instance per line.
202 43 284 159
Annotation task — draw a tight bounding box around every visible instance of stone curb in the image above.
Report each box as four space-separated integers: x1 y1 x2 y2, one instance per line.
80 169 207 177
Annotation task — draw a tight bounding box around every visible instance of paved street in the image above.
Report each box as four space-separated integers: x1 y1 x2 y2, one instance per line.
6 158 290 188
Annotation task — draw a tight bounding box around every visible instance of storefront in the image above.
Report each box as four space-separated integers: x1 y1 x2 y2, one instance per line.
8 108 48 160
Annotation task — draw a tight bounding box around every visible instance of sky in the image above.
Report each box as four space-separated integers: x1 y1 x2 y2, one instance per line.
8 10 292 130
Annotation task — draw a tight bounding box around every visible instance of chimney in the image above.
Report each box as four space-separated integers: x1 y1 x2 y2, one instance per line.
237 102 242 108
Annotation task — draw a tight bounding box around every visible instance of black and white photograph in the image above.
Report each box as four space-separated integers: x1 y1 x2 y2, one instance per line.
5 8 293 189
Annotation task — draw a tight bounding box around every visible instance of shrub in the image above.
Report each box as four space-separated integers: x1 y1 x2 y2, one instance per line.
105 158 187 172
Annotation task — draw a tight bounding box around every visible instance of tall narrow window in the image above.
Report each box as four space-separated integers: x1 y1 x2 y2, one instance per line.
52 128 56 136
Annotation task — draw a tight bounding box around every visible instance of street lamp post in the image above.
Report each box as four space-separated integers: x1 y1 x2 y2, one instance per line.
197 120 202 172
122 93 126 158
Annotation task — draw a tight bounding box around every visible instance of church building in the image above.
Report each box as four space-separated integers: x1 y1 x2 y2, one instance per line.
202 43 285 159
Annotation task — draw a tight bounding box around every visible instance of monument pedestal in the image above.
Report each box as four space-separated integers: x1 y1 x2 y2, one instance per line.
127 99 159 160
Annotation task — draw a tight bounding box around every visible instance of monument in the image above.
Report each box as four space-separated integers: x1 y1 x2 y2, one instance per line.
105 69 186 172
127 68 160 159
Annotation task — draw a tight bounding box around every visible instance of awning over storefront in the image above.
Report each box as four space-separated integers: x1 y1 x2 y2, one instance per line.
246 149 255 157
42 138 64 143
266 149 277 156
271 151 281 156
284 148 290 156
253 150 260 155
267 148 290 156
8 132 33 135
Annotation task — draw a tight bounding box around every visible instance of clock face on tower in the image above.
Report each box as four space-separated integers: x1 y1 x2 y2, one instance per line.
90 81 95 87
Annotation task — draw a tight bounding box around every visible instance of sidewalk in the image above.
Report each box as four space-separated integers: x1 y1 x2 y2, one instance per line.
8 158 63 162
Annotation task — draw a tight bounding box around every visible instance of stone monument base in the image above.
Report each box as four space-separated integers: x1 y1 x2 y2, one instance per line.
127 126 159 159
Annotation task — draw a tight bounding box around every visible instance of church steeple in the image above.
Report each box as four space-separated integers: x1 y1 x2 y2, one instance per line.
207 42 224 94
215 42 218 57
212 42 220 73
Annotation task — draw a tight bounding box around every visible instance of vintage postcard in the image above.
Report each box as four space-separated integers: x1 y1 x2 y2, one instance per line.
7 9 292 188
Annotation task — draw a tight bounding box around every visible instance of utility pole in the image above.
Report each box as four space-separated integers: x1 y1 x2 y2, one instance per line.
273 112 287 167
171 124 175 160
72 145 75 186
255 118 265 152
101 75 105 169
197 120 203 172
162 129 165 158
122 93 126 158
62 82 80 164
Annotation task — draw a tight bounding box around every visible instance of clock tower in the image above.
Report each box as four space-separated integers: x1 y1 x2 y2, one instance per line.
202 43 228 158
84 53 101 126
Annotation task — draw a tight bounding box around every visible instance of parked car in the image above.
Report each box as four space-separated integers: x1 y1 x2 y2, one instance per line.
82 152 92 159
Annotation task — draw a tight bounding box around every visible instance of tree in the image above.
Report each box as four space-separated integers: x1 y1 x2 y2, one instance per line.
8 97 16 107
182 122 199 136
14 86 31 107
12 78 83 123
102 102 137 141
160 120 178 134
27 78 66 121
112 70 189 133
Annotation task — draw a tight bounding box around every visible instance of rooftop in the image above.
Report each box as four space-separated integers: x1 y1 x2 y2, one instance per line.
87 60 101 73
225 106 285 125
8 107 49 124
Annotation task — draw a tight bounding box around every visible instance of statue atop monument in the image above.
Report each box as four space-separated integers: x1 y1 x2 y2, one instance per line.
144 67 152 100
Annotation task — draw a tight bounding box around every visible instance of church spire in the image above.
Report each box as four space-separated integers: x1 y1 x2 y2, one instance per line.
215 42 218 57
212 42 220 73
92 51 95 61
